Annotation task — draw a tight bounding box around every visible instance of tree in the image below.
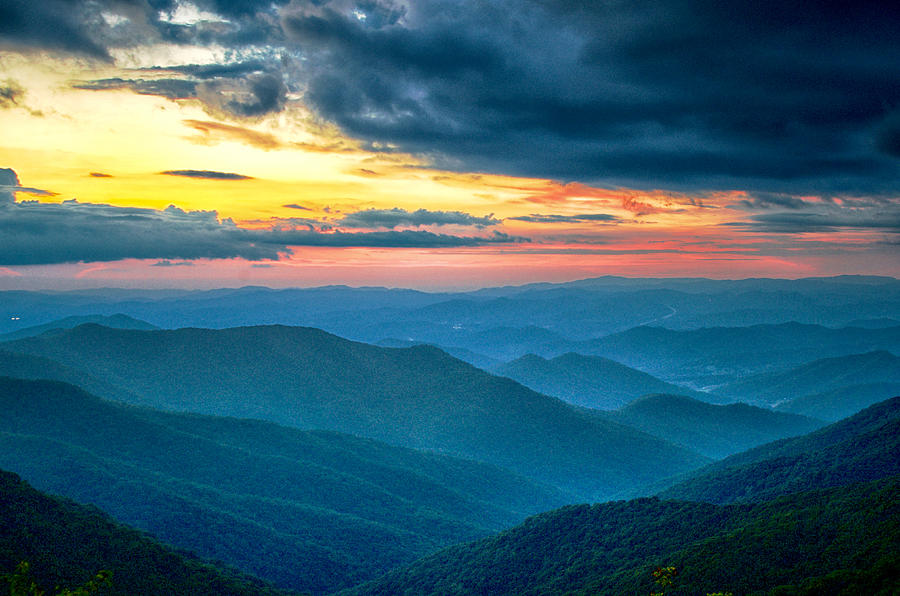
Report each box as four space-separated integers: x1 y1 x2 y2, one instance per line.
3 562 111 596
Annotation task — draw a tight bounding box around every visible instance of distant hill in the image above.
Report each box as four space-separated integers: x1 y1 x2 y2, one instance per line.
845 317 900 329
347 476 900 596
0 314 157 341
777 382 900 421
605 394 825 459
375 338 500 369
3 277 898 355
3 325 709 500
581 322 900 387
0 376 570 594
657 396 900 504
0 349 141 403
0 469 293 596
720 350 900 407
492 353 718 410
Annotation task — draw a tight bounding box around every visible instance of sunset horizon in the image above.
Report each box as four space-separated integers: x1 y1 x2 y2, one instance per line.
2 1 898 289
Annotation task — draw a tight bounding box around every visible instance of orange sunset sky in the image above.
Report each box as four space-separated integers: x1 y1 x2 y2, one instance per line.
1 1 898 289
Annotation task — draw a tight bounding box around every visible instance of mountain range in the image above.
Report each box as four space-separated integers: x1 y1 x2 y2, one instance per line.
1 276 898 594
0 376 570 594
657 396 900 503
345 396 900 595
719 350 900 408
0 469 293 596
3 324 709 500
491 353 714 409
602 393 824 459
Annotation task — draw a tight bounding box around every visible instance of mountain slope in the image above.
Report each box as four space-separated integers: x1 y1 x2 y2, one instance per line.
346 476 900 596
605 394 825 459
0 469 293 596
0 313 157 341
0 376 569 594
720 350 900 407
777 382 900 421
0 349 139 403
657 396 900 504
581 322 900 387
3 325 709 499
493 353 720 409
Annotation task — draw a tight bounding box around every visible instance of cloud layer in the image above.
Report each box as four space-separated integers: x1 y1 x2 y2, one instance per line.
3 0 897 194
0 169 522 265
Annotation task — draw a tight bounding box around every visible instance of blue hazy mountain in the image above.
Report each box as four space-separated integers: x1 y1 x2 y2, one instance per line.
345 397 900 596
0 313 157 341
492 353 716 409
603 393 825 459
579 322 900 388
656 396 900 504
719 350 900 407
0 376 571 594
2 325 709 500
346 476 900 596
3 277 897 355
0 469 295 595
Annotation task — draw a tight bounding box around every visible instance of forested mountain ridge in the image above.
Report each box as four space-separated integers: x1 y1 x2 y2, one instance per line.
578 322 900 387
720 350 900 408
0 469 296 596
344 475 900 596
656 396 900 503
603 393 824 459
491 353 712 409
0 313 157 341
0 376 571 594
3 324 709 499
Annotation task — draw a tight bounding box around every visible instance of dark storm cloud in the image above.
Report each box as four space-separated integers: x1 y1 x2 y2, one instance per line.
736 193 811 210
0 80 24 109
0 169 525 265
4 0 899 194
160 170 254 180
507 213 621 224
0 168 56 204
263 228 525 247
0 0 111 59
335 207 500 229
198 72 288 118
71 77 198 100
282 203 312 211
724 200 900 234
282 0 900 194
875 112 900 158
151 61 268 79
72 70 287 119
0 199 281 265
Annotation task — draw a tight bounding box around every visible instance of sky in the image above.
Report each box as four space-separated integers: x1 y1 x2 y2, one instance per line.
0 0 898 290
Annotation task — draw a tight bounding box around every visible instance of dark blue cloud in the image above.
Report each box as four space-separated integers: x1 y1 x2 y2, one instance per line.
160 170 254 180
3 0 899 194
0 168 526 264
283 0 900 194
0 80 24 109
71 78 198 100
507 213 621 224
335 207 500 228
0 0 110 59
